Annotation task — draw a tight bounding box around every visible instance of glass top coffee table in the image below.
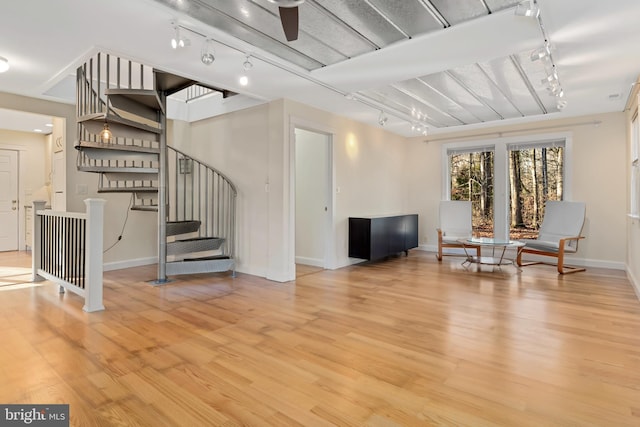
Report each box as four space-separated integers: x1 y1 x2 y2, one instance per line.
457 237 525 270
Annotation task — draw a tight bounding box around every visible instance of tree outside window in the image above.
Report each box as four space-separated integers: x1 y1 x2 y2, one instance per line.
447 139 566 239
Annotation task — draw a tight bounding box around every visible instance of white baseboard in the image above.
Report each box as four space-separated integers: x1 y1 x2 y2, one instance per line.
627 266 640 300
295 256 324 268
103 256 157 272
330 257 370 270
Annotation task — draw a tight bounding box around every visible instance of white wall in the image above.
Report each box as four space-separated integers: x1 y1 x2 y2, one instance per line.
284 100 412 272
169 104 271 278
171 99 413 280
406 112 628 270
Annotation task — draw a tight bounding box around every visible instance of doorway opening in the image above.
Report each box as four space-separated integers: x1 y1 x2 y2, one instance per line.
294 127 332 272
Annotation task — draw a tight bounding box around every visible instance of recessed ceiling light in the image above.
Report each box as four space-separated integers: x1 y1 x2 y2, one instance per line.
45 123 53 127
34 129 43 133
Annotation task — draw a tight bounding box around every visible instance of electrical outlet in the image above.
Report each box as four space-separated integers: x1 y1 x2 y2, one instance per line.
76 184 88 195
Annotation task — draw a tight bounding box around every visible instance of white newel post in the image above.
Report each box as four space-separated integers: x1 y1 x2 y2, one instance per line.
84 198 106 312
31 200 47 282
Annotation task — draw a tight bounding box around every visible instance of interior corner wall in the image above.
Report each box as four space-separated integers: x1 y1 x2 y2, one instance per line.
168 104 272 279
169 98 413 280
405 111 628 270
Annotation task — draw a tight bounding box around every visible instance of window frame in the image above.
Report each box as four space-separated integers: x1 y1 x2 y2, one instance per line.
442 132 573 240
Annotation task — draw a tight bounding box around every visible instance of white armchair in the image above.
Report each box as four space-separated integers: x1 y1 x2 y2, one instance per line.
437 200 480 261
516 201 586 274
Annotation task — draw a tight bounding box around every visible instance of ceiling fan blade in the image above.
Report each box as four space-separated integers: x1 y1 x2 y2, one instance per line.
278 6 299 41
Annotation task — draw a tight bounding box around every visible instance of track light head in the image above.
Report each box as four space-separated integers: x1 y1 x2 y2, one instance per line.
243 56 253 71
515 0 540 18
201 39 215 65
170 22 189 49
530 43 551 62
378 111 388 126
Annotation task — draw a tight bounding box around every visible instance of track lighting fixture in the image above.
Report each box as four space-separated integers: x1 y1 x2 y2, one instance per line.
378 111 388 127
243 55 253 71
530 43 551 62
170 22 189 49
239 55 253 86
524 1 566 110
541 71 558 85
0 56 9 73
200 39 215 65
100 122 113 143
411 123 428 136
515 0 539 18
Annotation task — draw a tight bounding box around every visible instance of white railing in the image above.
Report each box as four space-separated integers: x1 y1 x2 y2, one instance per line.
32 199 106 312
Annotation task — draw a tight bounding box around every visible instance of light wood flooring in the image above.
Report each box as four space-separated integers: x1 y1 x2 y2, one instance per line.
1 250 639 426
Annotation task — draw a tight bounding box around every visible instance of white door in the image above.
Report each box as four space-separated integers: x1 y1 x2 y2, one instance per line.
294 128 331 268
0 149 19 251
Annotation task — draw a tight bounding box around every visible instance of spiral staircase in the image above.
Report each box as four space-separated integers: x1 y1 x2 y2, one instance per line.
75 53 237 283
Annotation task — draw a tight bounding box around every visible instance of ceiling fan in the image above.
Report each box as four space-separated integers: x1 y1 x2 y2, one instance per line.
267 0 305 42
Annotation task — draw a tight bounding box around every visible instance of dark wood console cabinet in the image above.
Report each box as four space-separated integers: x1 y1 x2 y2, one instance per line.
348 214 419 261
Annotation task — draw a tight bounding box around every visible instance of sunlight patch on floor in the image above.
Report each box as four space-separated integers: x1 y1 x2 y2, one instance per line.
0 266 39 290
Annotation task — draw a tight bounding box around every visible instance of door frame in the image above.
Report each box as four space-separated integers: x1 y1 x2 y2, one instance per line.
288 117 336 275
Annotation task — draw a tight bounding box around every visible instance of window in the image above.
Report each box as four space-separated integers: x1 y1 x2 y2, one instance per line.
446 136 568 240
448 146 495 237
631 113 639 217
507 141 565 239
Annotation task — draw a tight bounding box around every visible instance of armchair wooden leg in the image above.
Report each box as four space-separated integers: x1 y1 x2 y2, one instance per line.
516 250 543 267
558 264 586 274
557 248 585 274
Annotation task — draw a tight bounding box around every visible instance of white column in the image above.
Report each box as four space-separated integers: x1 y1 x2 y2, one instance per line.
83 198 106 312
31 200 47 282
